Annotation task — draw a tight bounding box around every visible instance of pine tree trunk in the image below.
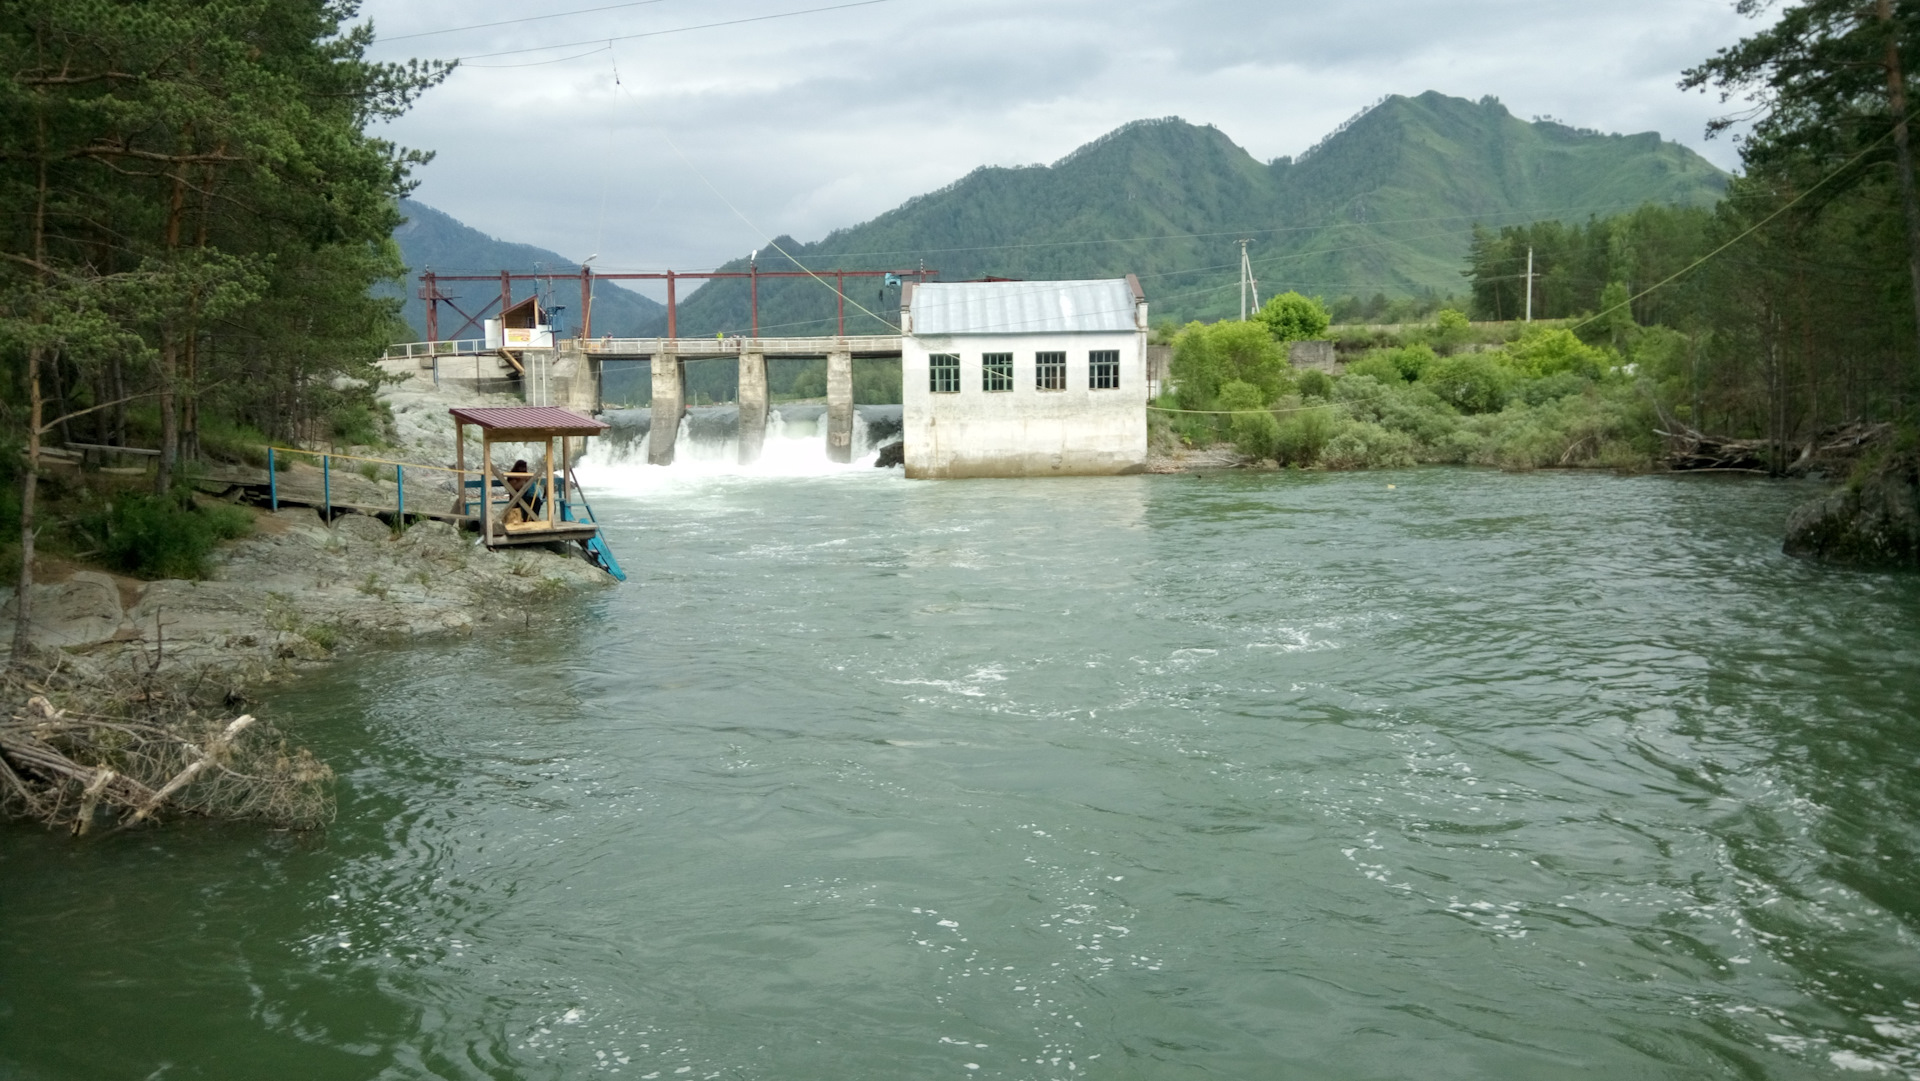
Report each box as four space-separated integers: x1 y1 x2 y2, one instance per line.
1882 0 1920 362
11 348 43 665
16 93 49 665
155 334 178 494
155 149 189 494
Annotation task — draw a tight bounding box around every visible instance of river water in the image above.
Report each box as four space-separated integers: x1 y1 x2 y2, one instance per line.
3 462 1918 1080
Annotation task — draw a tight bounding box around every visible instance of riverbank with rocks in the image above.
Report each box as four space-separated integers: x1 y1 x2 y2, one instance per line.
2 363 618 829
6 357 614 682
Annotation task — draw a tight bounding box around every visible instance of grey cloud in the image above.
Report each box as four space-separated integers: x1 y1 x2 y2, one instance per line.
365 0 1754 284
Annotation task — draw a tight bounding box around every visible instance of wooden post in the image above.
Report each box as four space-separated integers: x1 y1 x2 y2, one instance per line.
482 435 494 547
544 437 555 530
454 421 466 517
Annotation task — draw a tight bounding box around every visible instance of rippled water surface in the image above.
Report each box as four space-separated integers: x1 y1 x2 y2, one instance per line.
4 468 1919 1080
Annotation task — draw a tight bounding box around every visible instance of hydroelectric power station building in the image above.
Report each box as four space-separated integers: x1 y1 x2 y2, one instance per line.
901 277 1149 478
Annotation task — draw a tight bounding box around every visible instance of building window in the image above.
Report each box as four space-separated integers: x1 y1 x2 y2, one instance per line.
983 352 1013 392
930 353 960 394
1089 349 1120 389
1036 351 1066 391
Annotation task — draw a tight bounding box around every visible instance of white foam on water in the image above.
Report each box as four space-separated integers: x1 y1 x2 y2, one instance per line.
577 407 893 498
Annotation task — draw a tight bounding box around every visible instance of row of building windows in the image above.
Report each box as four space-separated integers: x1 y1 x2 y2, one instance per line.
929 350 1121 394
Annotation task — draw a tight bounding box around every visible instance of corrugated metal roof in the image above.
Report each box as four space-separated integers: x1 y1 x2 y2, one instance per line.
448 406 608 434
911 279 1139 335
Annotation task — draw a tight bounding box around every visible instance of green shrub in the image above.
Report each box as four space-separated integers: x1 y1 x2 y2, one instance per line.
1219 380 1281 460
328 401 391 448
197 417 273 468
1274 403 1340 465
1344 352 1404 384
1504 326 1611 379
1253 291 1332 343
1464 390 1660 471
78 492 254 580
1345 343 1435 384
1430 308 1473 352
1319 421 1416 470
1340 379 1461 447
1385 343 1438 381
1295 369 1334 399
1170 319 1292 405
1420 353 1512 414
1520 371 1590 405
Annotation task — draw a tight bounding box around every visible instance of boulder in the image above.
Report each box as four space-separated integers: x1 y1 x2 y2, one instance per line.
0 571 128 648
874 441 905 468
331 512 392 546
1783 450 1920 568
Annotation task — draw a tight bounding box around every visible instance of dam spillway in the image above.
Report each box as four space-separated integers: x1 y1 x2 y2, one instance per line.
595 403 902 475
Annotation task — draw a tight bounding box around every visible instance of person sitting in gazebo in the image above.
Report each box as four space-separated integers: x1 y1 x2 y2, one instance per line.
503 458 542 525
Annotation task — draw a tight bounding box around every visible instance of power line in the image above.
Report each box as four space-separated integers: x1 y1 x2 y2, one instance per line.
1568 112 1913 334
439 0 903 62
378 0 677 42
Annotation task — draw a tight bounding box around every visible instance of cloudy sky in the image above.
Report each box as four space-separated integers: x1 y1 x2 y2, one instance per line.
360 0 1759 295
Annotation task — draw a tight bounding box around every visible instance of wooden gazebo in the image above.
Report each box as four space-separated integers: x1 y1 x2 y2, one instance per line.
450 406 610 552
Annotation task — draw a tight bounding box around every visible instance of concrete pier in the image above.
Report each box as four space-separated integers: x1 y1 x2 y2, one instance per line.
649 352 685 465
826 350 854 463
738 351 768 465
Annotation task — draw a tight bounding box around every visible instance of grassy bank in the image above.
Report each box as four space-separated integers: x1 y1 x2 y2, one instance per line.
1157 315 1666 472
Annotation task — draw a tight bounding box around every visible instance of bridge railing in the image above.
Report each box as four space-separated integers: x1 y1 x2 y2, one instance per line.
581 334 904 356
382 339 490 361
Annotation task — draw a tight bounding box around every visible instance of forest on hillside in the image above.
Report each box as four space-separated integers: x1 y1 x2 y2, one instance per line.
664 93 1728 341
1161 0 1919 532
0 0 446 652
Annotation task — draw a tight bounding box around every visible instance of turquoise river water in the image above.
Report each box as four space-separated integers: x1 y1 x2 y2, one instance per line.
2 466 1918 1080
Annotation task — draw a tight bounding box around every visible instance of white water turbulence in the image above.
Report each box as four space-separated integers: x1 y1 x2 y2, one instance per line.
579 404 902 497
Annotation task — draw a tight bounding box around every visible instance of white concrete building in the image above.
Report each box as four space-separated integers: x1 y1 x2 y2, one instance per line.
901 277 1148 479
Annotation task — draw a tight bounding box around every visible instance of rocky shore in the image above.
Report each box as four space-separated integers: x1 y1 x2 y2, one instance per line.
4 509 608 681
7 355 615 682
1783 445 1920 568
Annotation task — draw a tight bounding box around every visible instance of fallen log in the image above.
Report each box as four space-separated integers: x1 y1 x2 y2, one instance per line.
2 654 331 832
124 715 254 826
1657 420 1893 476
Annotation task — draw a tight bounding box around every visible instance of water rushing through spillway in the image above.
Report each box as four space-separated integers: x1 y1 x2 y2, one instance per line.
4 469 1919 1080
591 404 901 480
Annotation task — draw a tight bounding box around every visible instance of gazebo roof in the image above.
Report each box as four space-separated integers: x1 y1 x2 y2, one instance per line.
449 406 608 439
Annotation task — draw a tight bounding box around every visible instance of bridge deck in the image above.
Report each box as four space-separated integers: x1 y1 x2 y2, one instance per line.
384 335 906 362
584 335 903 359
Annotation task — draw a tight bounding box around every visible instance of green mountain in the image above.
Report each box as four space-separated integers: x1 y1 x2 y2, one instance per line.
384 199 665 341
671 91 1729 335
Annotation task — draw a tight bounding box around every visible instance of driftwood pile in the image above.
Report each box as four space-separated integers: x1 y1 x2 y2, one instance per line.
1658 420 1892 476
1 653 333 834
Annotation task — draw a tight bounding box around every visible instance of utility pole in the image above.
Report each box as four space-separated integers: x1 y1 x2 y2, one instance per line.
1520 247 1536 324
1239 239 1256 320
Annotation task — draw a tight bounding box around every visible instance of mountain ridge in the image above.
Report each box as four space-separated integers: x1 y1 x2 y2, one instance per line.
666 91 1727 336
389 91 1728 344
385 201 665 341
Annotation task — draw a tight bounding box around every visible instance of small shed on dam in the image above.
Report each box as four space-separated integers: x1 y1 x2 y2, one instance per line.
901 277 1149 478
